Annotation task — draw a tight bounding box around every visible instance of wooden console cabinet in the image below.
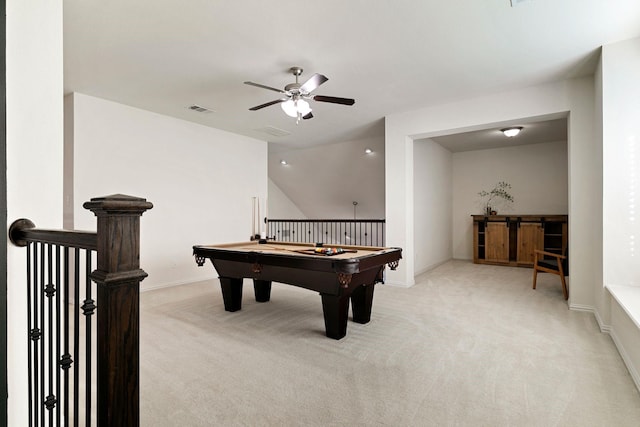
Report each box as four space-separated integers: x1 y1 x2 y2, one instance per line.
472 215 567 267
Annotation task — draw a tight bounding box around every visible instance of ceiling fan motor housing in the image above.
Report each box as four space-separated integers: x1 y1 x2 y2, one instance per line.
285 83 302 94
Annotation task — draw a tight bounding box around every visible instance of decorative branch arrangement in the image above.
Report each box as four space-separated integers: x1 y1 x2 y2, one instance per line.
478 181 514 215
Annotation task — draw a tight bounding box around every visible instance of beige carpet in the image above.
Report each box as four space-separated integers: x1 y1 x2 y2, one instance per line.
139 260 640 426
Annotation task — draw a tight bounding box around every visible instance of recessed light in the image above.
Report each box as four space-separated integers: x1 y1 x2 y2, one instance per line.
280 160 288 165
501 126 523 137
365 148 373 154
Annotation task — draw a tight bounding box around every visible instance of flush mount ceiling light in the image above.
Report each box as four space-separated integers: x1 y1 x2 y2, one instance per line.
365 148 373 154
280 160 288 165
501 126 523 137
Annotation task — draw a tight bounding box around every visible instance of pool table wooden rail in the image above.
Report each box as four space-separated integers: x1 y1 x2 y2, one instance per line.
193 242 400 276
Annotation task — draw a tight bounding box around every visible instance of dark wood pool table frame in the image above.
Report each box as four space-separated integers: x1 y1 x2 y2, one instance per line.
193 241 402 339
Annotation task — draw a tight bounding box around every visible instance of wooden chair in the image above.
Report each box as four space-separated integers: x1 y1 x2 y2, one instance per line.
532 248 568 300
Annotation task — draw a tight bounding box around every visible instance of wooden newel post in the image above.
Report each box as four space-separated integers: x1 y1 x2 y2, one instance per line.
83 194 153 426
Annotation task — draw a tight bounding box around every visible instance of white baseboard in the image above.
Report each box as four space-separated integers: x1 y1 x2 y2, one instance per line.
570 301 640 393
569 303 612 333
141 277 216 293
609 325 640 393
383 280 413 288
414 259 451 277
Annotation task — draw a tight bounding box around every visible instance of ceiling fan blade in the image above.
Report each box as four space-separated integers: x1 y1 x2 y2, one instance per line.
299 73 328 93
302 112 314 120
313 95 355 106
244 81 287 94
249 98 287 111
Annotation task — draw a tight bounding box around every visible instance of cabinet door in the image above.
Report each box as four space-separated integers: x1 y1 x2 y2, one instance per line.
517 223 544 264
485 222 509 262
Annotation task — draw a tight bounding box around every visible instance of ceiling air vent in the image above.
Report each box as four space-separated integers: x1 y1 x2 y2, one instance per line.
187 104 214 113
256 126 291 137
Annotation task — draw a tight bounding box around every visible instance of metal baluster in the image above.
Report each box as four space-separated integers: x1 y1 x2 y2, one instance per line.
345 222 348 245
45 243 56 425
326 222 329 244
55 245 61 427
333 222 336 245
61 247 72 426
351 221 354 245
35 243 45 427
84 250 95 427
352 222 356 245
371 222 374 246
27 243 34 427
74 248 80 425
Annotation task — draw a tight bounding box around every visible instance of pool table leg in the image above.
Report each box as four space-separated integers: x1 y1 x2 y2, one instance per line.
320 293 350 340
351 284 375 324
253 279 272 302
219 277 243 312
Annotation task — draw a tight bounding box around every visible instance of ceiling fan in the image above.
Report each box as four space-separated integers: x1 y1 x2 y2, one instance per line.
244 67 355 123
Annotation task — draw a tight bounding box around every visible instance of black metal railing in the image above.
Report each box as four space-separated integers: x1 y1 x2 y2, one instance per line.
267 219 385 246
9 194 152 426
22 233 96 426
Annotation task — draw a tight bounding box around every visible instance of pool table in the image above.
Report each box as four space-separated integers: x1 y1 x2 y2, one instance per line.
193 241 402 339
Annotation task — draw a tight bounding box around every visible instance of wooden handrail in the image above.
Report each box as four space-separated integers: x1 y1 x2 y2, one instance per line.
9 219 97 250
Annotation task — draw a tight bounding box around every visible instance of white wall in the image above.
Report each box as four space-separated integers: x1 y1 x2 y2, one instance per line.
452 141 568 260
413 139 452 274
386 77 597 302
269 136 385 219
66 93 268 290
6 0 64 424
268 178 306 219
601 37 640 389
592 52 609 325
602 37 640 288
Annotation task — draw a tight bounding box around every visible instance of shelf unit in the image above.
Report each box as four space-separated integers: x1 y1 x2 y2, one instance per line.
472 214 568 267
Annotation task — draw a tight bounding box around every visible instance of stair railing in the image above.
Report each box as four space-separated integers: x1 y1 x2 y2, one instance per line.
9 194 152 426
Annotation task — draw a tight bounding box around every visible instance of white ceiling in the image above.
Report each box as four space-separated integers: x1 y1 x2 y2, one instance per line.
64 0 640 152
429 117 567 152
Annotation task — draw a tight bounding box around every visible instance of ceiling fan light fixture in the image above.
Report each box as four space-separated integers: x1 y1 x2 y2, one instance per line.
281 98 312 120
297 99 312 115
281 100 298 117
501 126 523 137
